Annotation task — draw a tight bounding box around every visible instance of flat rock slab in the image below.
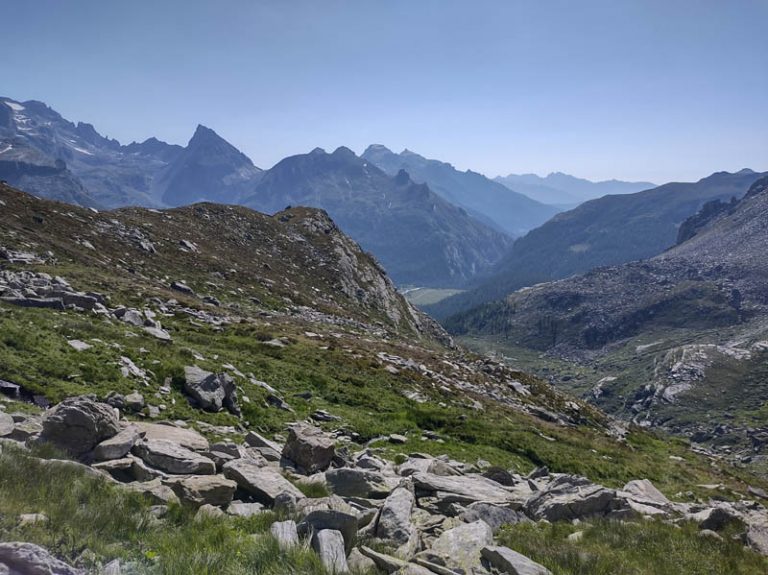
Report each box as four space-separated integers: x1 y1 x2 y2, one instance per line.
430 520 493 570
133 422 209 451
412 472 515 503
223 459 304 504
132 439 215 475
481 546 552 575
167 475 237 507
94 425 141 461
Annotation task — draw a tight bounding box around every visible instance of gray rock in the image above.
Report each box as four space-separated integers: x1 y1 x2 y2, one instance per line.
195 504 226 520
375 485 419 559
167 475 237 507
121 309 145 327
0 412 14 437
299 509 359 554
430 520 493 570
226 501 265 517
67 339 92 352
347 548 377 572
132 439 216 475
124 392 145 412
412 472 514 503
326 468 392 499
133 422 209 451
222 459 304 504
525 475 628 521
93 425 141 461
183 366 240 416
359 546 407 573
389 434 408 444
270 520 299 549
39 396 120 457
0 542 82 575
481 546 552 575
461 502 530 534
122 478 180 505
282 423 335 474
312 530 349 574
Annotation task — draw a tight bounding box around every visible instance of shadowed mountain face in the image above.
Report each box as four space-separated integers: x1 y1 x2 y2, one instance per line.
242 146 513 287
158 125 263 206
0 97 263 209
362 144 559 236
494 172 656 207
428 169 766 319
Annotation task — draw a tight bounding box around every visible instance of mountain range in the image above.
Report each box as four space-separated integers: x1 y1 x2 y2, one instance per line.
428 168 767 319
495 172 656 207
0 96 510 287
361 144 559 236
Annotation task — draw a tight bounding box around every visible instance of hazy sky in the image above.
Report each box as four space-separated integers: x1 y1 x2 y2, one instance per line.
2 0 766 182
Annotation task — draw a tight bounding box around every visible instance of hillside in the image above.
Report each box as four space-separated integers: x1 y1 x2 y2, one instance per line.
243 147 513 287
450 176 768 467
3 183 768 573
362 145 559 236
495 172 655 207
428 169 767 319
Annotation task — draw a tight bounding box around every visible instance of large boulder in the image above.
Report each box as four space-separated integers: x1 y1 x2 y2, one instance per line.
481 546 552 575
222 459 304 504
183 366 240 416
39 396 120 457
93 425 141 461
270 520 300 549
411 472 516 504
167 475 237 507
299 509 359 554
282 423 335 474
326 468 393 499
133 422 209 451
525 475 628 522
429 520 493 571
132 439 216 475
0 542 83 575
461 502 530 534
374 484 419 559
311 529 349 574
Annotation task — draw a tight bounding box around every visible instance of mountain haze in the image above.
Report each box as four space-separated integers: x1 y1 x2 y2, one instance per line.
362 144 559 236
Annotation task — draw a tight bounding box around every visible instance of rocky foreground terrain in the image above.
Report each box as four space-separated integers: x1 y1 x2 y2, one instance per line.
2 183 768 573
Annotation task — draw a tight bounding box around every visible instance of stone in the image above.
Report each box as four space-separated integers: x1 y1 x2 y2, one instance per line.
39 396 120 457
690 506 745 531
133 422 209 450
326 468 393 499
389 434 408 444
222 459 304 504
359 546 407 573
167 475 237 507
461 502 529 534
144 326 172 341
525 475 628 521
299 509 359 554
244 430 283 454
227 501 266 517
375 485 419 559
270 520 300 549
430 520 493 570
481 546 552 575
121 309 145 327
282 423 335 474
183 366 239 416
122 478 180 505
483 466 516 486
93 425 141 461
348 548 377 572
195 504 226 520
621 479 670 508
0 412 14 437
67 339 92 351
124 392 145 412
171 280 194 295
411 472 514 503
0 542 82 575
132 439 216 475
312 530 349 574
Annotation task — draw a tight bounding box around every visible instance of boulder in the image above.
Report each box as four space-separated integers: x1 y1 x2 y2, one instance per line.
461 502 529 534
183 366 239 416
525 475 628 521
411 472 514 504
122 479 180 505
93 425 141 461
282 423 335 474
227 501 265 517
222 459 304 504
429 520 493 570
299 509 359 554
312 530 349 574
124 392 145 412
348 548 377 572
481 546 552 575
270 520 299 549
133 422 209 451
621 479 670 507
39 396 120 457
0 542 83 575
359 546 407 573
375 485 419 558
326 468 393 499
0 412 14 437
167 475 237 507
132 439 216 475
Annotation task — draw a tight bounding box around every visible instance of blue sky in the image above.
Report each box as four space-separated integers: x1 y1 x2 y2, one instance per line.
2 0 766 182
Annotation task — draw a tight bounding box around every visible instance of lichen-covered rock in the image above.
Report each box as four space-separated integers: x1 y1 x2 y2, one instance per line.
282 423 335 474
